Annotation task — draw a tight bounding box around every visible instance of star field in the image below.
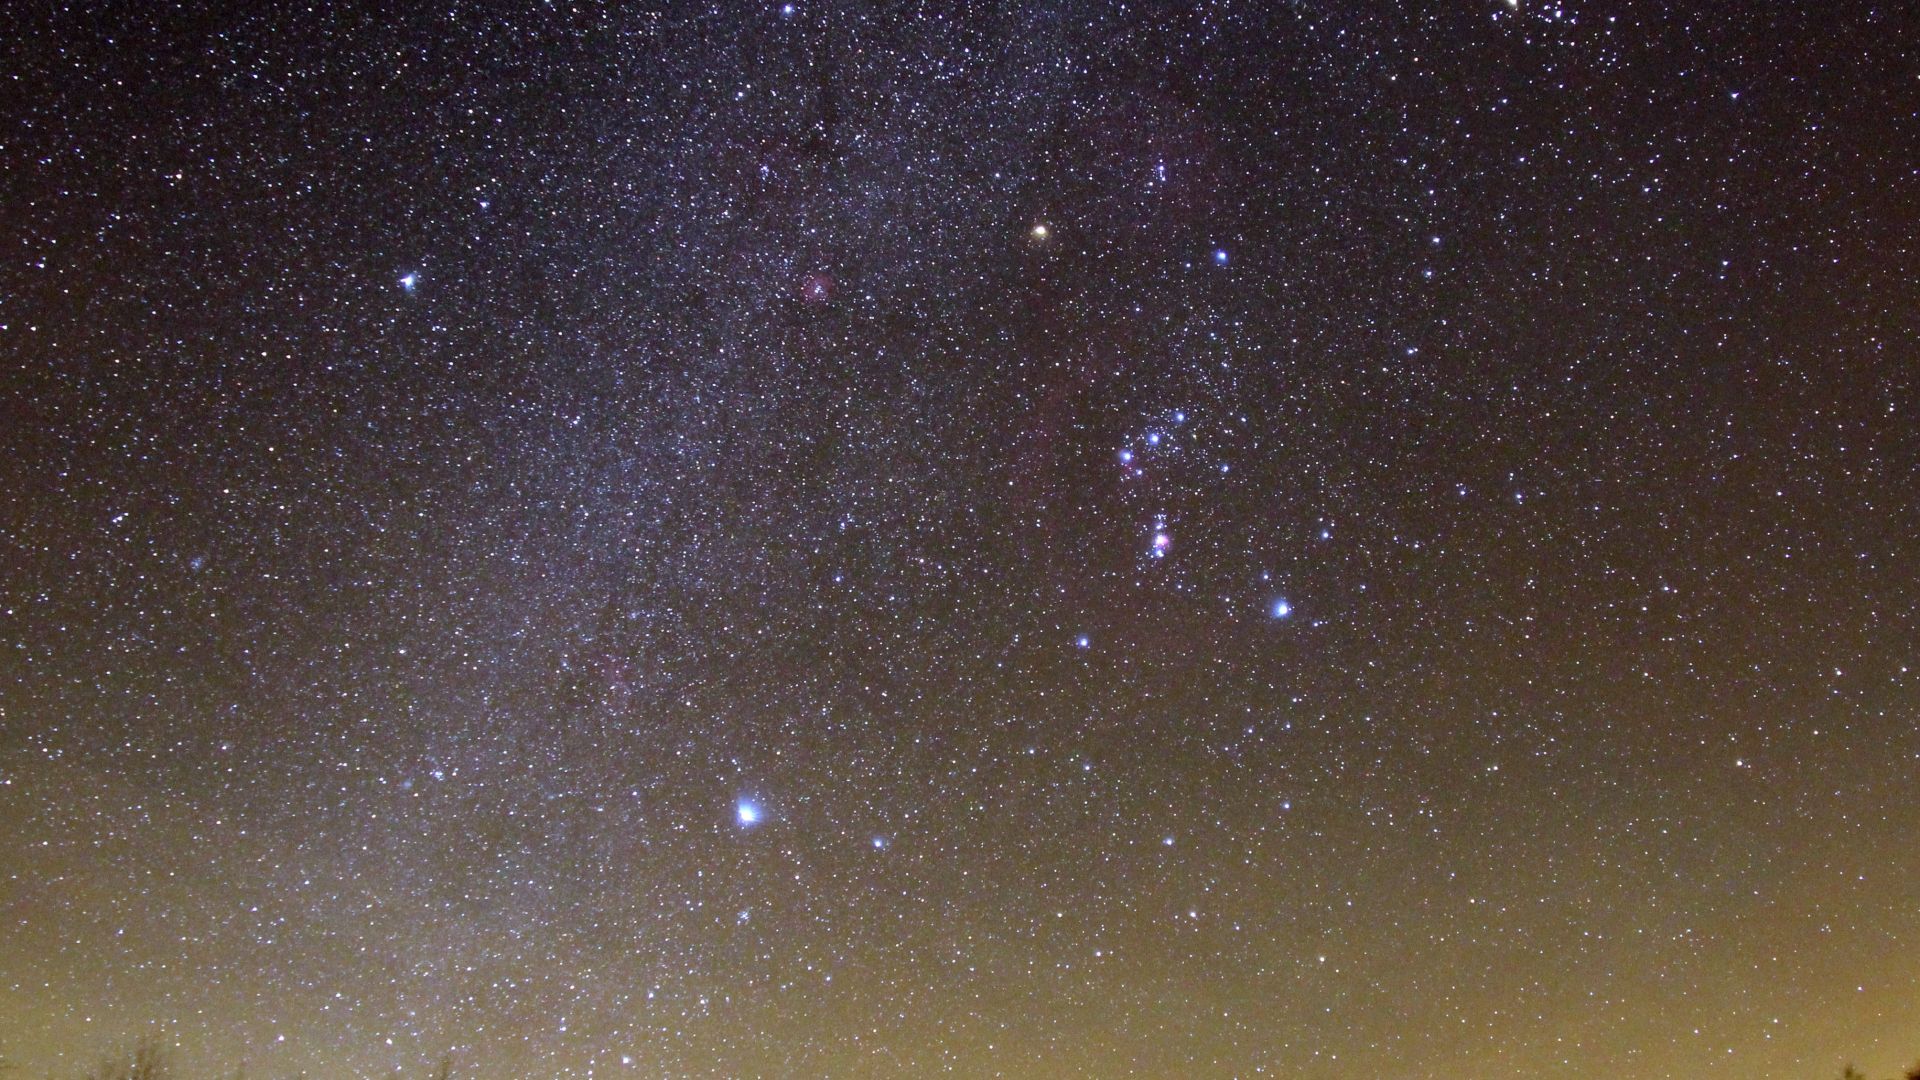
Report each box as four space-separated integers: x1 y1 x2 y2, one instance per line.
2 2 1918 1078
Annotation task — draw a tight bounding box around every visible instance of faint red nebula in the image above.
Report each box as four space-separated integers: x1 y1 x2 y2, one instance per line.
800 271 834 304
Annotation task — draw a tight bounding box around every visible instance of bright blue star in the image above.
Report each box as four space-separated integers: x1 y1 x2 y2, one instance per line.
1075 635 1091 649
872 836 888 849
1270 598 1293 619
1213 248 1230 265
399 272 418 292
735 799 762 827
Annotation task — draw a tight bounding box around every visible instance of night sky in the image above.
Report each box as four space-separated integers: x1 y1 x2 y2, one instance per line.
4 2 1918 1077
